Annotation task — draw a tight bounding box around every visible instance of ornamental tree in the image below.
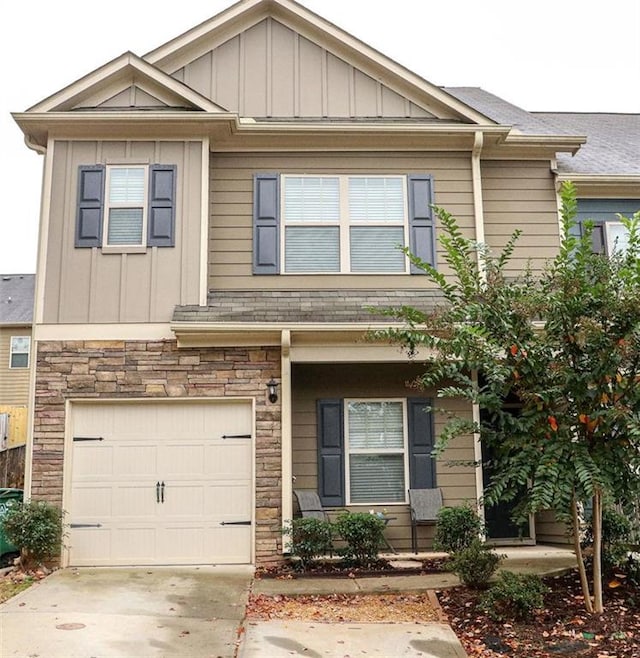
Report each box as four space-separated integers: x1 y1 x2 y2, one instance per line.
378 182 640 614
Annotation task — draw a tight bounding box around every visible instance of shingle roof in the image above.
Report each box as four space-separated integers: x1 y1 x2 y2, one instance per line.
534 113 640 176
444 88 640 177
443 87 564 135
173 290 445 324
0 274 35 325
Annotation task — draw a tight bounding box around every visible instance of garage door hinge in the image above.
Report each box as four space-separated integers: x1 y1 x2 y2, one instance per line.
222 434 252 439
70 523 102 528
73 436 104 442
220 521 252 526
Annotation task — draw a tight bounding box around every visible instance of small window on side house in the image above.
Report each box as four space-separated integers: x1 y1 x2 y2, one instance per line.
105 166 147 247
10 336 30 368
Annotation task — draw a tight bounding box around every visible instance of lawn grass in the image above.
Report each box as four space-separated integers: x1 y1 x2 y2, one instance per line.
0 577 33 604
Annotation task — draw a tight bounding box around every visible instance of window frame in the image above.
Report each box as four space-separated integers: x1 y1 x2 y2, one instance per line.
344 398 410 506
9 335 30 369
280 174 410 274
102 164 149 252
604 221 630 256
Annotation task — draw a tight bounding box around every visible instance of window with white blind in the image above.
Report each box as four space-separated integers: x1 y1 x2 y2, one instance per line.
104 166 147 247
282 175 408 273
9 336 30 369
605 222 630 255
345 400 408 504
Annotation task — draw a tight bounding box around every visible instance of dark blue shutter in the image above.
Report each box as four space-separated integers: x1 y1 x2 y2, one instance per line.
407 174 436 273
317 399 344 506
253 173 280 274
75 165 105 247
147 164 176 247
408 398 435 489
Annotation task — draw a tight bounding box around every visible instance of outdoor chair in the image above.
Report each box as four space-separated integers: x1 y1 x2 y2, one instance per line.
408 488 443 553
293 489 331 521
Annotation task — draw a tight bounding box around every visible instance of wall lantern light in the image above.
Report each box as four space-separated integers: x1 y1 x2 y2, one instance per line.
267 378 279 404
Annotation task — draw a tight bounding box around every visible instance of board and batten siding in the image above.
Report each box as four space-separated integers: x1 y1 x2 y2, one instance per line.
173 17 441 119
0 327 31 405
209 152 474 291
291 363 477 553
43 140 204 325
482 160 560 276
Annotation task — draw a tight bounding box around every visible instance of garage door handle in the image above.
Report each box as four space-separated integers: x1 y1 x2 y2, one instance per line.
222 434 252 439
156 481 160 503
161 481 165 503
221 521 251 526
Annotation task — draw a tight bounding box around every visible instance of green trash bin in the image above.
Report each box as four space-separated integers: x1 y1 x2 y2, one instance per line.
0 488 23 556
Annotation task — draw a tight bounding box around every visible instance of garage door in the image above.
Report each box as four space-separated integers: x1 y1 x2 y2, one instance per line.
68 400 253 566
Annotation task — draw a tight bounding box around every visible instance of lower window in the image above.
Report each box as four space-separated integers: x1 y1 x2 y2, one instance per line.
345 400 408 504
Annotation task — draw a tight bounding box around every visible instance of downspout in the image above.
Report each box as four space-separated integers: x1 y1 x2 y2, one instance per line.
280 329 292 553
23 135 49 500
471 131 486 520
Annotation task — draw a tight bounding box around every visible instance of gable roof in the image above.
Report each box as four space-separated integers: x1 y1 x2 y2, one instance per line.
27 52 227 114
145 0 493 125
0 274 35 325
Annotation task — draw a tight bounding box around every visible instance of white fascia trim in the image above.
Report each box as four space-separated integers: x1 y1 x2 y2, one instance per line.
503 134 586 153
171 321 409 334
27 52 224 114
556 174 640 184
34 323 174 341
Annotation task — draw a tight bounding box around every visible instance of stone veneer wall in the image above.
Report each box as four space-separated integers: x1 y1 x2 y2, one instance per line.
33 340 282 566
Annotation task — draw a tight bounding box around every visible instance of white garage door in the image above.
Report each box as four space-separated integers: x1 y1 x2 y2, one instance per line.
68 400 253 566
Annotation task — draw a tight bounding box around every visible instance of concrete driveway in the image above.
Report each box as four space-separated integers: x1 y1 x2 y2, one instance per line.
0 566 253 658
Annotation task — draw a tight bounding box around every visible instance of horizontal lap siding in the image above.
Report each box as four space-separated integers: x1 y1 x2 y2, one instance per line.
291 363 477 552
535 510 571 545
482 161 560 276
209 152 474 290
0 327 31 405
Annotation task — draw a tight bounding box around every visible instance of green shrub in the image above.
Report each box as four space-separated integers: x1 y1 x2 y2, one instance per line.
333 512 385 566
283 517 332 569
481 571 549 621
450 539 502 589
584 507 633 572
433 504 484 554
1 500 64 568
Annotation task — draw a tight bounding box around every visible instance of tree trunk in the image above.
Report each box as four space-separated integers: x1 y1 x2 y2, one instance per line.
592 489 604 614
571 495 593 613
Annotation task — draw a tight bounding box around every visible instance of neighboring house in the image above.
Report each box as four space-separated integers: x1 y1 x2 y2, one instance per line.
0 274 34 454
11 0 639 567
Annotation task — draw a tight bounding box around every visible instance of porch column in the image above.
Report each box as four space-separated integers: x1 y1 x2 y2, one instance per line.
280 329 292 552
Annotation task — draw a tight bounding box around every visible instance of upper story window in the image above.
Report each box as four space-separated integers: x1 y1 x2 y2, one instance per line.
75 164 177 251
9 336 30 369
282 176 408 274
252 172 436 276
104 166 148 247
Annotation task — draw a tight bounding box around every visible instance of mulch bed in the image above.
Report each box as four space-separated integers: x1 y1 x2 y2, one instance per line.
439 570 640 657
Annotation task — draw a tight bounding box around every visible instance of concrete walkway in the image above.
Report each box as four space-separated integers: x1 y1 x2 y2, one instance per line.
0 546 577 658
243 546 577 657
0 565 252 658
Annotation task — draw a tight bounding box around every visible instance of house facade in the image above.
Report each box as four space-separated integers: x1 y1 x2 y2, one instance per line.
13 0 639 567
0 274 34 452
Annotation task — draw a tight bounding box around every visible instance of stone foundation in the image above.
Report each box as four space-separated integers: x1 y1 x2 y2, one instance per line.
33 339 283 566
